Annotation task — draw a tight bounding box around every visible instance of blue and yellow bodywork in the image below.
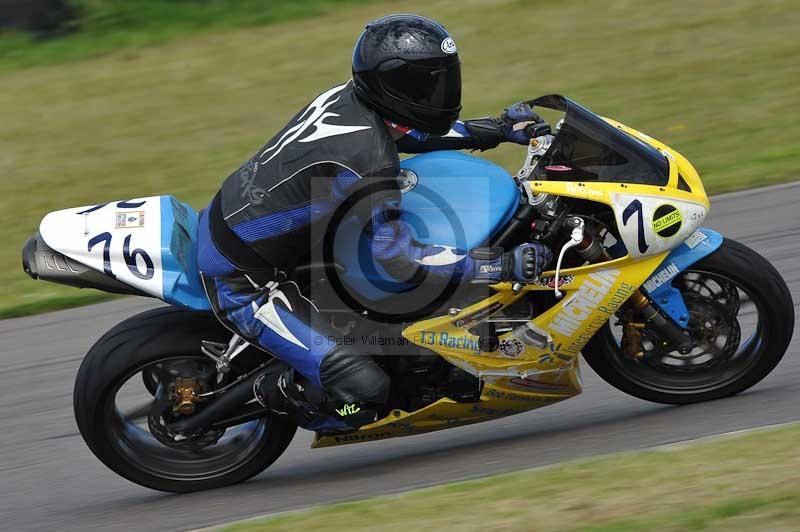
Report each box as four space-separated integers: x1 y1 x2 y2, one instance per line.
313 119 720 448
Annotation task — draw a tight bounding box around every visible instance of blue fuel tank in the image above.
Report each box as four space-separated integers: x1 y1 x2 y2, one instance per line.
333 151 520 301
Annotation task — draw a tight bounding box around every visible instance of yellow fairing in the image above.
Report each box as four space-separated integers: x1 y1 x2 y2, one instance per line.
530 120 710 261
312 121 708 449
313 253 667 448
607 118 708 202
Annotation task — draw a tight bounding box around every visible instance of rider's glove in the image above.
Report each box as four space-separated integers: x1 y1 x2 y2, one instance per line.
471 242 553 283
500 102 549 145
463 103 549 150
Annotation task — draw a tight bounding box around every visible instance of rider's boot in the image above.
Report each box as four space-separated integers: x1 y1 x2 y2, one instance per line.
253 368 381 432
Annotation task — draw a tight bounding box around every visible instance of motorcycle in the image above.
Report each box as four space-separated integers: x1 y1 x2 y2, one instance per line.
22 95 794 492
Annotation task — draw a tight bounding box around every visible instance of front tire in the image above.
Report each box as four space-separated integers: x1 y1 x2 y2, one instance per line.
74 306 296 493
583 238 794 404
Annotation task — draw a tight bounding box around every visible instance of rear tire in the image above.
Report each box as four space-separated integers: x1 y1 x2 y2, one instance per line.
583 238 794 404
74 306 296 493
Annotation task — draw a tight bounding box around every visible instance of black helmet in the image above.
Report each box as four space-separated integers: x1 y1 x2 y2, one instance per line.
352 14 462 136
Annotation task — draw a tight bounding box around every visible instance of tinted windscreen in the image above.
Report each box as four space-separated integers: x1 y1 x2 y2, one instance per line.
532 96 670 186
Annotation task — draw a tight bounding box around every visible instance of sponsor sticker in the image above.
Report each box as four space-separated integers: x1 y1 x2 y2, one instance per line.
566 182 604 199
549 269 620 337
642 262 680 293
479 264 502 274
651 204 682 238
484 388 551 403
333 431 392 443
335 403 361 417
684 230 708 249
441 37 457 54
499 338 524 358
115 211 145 229
537 275 575 289
43 253 80 273
418 331 481 354
507 376 568 392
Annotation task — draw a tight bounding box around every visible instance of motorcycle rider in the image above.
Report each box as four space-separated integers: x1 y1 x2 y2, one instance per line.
197 14 553 432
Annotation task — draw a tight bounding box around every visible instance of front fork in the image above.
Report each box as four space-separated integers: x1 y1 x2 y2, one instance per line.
620 291 693 358
565 220 721 359
619 228 725 359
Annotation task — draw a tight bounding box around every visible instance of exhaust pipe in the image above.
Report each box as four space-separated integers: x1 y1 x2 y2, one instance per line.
23 232 147 296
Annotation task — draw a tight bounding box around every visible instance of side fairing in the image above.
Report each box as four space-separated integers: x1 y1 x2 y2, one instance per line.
611 193 708 259
159 197 211 310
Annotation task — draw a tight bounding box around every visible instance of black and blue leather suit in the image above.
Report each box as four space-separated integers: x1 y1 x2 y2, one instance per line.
197 81 549 430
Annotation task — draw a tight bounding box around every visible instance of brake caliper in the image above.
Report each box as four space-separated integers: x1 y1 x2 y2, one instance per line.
170 377 200 415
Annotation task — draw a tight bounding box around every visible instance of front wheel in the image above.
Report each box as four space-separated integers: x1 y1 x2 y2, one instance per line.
73 307 297 493
583 238 794 404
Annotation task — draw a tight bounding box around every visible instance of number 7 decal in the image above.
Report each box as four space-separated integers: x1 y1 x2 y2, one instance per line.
622 199 650 254
87 232 115 277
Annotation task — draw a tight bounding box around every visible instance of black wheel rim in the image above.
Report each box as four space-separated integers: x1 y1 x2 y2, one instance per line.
105 355 272 482
606 269 764 395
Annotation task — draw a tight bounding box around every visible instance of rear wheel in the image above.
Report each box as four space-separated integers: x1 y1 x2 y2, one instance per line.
583 238 794 404
74 307 296 493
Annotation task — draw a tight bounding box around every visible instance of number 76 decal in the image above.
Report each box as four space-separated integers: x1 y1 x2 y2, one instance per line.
622 199 650 254
88 232 155 280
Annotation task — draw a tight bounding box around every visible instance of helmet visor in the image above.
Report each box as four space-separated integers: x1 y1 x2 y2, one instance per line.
377 58 462 111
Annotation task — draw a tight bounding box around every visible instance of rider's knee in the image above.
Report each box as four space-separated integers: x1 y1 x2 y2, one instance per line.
319 347 390 406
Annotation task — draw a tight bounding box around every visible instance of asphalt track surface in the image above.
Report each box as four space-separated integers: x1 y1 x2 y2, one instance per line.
1 183 798 532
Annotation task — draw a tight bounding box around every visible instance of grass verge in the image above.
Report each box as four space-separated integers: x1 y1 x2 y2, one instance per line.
2 0 799 317
0 291 117 320
0 0 378 70
220 423 800 532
